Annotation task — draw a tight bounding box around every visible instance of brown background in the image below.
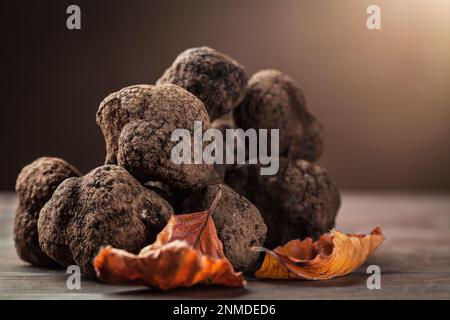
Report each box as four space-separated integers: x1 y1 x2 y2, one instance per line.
1 0 449 191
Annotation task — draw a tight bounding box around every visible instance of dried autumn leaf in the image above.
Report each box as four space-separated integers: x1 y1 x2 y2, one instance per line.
254 226 384 280
93 241 244 290
93 186 246 290
140 187 224 260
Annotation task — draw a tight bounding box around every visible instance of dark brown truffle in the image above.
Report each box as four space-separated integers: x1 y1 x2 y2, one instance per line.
233 69 323 162
14 157 80 266
157 47 248 120
38 165 173 276
182 184 267 273
225 158 340 248
96 84 212 188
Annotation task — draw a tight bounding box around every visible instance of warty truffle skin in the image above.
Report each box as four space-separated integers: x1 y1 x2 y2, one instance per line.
182 184 267 273
96 84 213 188
14 157 80 267
157 47 248 120
233 69 324 162
38 165 174 277
225 158 340 248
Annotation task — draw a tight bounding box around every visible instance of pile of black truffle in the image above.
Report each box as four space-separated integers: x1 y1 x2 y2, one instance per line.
14 47 340 277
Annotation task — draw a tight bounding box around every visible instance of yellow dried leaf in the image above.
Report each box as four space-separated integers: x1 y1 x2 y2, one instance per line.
254 226 384 280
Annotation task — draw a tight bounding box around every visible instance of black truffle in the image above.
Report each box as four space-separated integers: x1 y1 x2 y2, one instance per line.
233 69 323 162
38 165 173 276
14 157 80 266
157 47 248 120
182 184 267 273
96 84 212 188
225 158 340 248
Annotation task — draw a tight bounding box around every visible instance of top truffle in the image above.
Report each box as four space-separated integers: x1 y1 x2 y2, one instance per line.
96 84 212 187
233 69 323 162
157 47 248 120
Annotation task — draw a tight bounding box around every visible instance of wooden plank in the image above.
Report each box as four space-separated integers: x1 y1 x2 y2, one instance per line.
1 192 449 299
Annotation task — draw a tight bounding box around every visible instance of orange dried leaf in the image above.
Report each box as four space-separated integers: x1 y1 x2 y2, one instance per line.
93 186 246 290
94 241 244 290
141 210 224 260
254 226 384 280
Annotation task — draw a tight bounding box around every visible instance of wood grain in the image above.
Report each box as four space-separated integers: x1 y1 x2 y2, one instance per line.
1 192 449 299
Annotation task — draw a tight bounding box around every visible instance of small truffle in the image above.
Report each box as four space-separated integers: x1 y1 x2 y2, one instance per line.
182 184 267 273
14 157 80 266
157 47 248 120
225 158 340 248
96 84 212 188
233 69 323 162
38 165 173 276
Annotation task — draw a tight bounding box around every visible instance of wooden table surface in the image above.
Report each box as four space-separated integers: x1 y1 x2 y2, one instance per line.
0 192 449 300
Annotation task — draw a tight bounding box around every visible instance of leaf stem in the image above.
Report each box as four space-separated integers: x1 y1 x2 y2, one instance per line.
194 185 222 249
